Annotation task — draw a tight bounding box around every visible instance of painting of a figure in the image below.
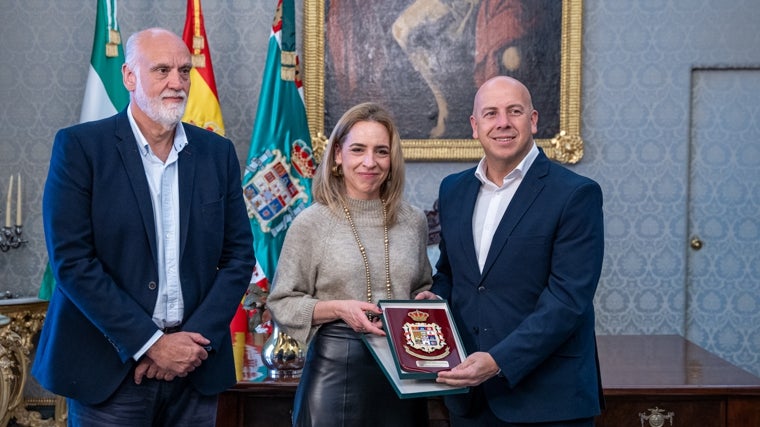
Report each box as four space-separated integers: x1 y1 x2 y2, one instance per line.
323 0 562 141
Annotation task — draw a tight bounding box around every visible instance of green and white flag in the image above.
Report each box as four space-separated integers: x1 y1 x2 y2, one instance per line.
39 0 129 300
80 0 129 122
242 0 316 283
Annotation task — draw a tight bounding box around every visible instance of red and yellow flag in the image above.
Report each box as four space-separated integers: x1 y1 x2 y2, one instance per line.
181 0 225 135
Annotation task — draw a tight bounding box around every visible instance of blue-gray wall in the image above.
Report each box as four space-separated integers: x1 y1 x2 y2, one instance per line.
1 0 758 378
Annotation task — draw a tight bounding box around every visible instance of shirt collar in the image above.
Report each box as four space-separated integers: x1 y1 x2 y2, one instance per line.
127 104 189 157
474 143 539 187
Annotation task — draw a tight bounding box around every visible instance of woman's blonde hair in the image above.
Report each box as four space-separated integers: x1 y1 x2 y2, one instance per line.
312 102 406 224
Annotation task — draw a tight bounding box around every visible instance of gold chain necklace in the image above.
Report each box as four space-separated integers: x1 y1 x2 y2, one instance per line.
342 200 392 303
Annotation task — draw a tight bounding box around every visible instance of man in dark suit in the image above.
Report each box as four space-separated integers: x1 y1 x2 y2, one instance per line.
33 28 255 426
417 76 604 426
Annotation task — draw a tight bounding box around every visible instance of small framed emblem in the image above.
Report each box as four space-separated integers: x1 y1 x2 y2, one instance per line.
361 299 468 398
378 300 466 379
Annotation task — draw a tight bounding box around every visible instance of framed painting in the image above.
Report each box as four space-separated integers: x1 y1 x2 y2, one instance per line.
304 0 583 162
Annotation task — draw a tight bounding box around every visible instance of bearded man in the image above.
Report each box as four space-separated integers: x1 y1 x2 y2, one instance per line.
33 28 255 427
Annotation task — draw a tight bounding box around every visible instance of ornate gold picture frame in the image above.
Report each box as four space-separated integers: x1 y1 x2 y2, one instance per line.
303 0 583 163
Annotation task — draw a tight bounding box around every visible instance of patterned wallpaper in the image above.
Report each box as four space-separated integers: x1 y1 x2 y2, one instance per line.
580 0 760 375
1 0 759 379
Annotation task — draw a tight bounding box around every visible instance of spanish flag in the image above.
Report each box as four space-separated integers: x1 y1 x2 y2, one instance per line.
181 0 225 135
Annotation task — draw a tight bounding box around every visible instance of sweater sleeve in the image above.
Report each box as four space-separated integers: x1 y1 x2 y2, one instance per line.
266 211 322 345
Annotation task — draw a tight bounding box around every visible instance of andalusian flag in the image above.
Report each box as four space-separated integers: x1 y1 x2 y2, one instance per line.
39 0 128 300
182 0 225 135
243 0 315 283
80 0 129 123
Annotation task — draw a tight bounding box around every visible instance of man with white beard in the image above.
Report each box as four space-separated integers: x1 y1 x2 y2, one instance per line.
33 28 255 427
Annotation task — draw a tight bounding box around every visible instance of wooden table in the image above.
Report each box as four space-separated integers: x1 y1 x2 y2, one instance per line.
596 334 760 426
217 335 760 426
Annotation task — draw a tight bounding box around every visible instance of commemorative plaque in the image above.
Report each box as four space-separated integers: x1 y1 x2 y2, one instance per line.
380 300 466 378
361 299 468 398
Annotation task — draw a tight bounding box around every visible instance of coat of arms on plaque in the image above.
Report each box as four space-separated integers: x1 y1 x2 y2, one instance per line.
369 300 466 380
402 310 450 360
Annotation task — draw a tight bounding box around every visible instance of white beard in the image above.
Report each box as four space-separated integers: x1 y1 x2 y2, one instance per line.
134 80 187 130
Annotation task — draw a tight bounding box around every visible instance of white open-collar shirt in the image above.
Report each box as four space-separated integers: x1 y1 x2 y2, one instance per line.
472 143 539 272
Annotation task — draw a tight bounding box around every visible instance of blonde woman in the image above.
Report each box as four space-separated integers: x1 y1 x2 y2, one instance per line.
267 102 432 426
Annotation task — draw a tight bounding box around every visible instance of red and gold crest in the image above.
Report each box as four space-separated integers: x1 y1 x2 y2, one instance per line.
402 310 450 360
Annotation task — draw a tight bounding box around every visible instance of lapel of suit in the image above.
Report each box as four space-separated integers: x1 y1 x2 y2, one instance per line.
480 152 550 280
177 123 196 261
455 173 482 280
114 110 158 265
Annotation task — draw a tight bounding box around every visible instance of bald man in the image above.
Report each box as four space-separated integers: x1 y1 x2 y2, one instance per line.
417 76 604 426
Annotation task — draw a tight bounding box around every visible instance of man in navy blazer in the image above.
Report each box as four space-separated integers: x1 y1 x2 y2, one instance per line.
418 76 604 426
33 28 255 426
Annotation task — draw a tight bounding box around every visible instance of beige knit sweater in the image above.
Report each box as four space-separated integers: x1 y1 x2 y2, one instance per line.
267 198 433 344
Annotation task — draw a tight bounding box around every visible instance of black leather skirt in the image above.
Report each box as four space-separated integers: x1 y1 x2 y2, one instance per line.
292 321 428 427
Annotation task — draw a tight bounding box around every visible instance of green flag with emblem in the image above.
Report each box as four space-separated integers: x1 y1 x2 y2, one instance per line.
242 0 315 284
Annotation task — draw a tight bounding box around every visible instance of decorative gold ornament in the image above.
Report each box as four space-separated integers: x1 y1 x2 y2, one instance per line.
105 29 121 58
407 310 429 322
639 407 674 427
105 43 118 58
281 51 297 81
191 54 206 68
108 29 121 45
192 35 204 50
261 322 305 379
312 132 328 164
0 300 65 427
549 130 584 164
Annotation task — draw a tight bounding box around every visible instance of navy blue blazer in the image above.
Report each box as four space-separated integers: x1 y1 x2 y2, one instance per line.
33 109 255 404
431 150 604 423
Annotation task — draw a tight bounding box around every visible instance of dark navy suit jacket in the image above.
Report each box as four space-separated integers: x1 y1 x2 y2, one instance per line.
33 109 255 404
431 150 604 423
